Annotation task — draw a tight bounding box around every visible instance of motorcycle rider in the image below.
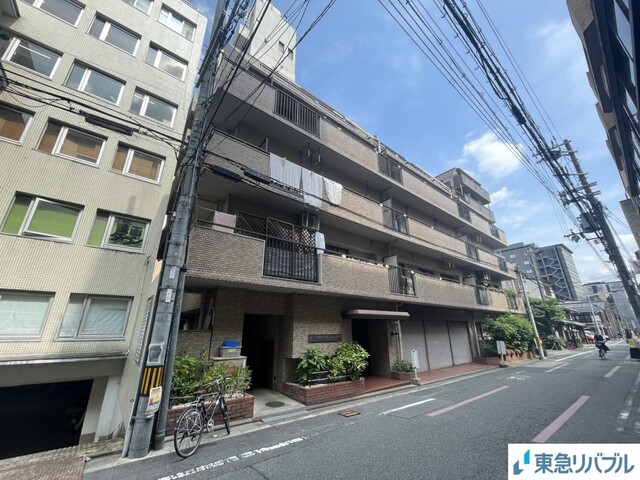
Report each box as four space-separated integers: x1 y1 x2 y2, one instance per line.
594 333 609 354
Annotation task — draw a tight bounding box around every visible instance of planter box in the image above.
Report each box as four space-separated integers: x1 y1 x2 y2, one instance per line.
474 352 534 366
283 378 366 406
166 394 254 435
390 371 415 381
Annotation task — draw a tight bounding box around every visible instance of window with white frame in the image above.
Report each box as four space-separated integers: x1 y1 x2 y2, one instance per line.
159 6 195 40
59 295 131 338
130 90 176 126
87 211 148 251
112 145 164 182
145 44 187 80
0 34 60 77
1 194 82 241
66 63 125 104
88 16 140 55
122 0 153 14
21 0 84 26
37 121 105 164
0 104 33 143
0 291 52 337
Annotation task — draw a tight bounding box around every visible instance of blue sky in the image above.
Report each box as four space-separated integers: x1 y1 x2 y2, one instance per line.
195 0 636 284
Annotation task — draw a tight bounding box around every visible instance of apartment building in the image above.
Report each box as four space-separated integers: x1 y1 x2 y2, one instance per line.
0 0 206 455
174 2 521 395
567 0 640 256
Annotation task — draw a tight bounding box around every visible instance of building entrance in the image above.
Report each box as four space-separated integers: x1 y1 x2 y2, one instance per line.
241 315 279 389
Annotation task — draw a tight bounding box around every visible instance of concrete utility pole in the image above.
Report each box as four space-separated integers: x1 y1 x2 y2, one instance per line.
516 266 546 360
126 0 230 459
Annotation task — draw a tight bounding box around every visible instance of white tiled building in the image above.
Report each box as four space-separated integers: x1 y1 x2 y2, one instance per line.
0 0 205 454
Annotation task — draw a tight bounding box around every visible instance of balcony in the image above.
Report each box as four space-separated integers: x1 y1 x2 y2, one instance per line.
185 224 519 314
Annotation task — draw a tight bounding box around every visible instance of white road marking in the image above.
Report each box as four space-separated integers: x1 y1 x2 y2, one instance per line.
616 369 640 433
157 437 305 480
379 398 435 415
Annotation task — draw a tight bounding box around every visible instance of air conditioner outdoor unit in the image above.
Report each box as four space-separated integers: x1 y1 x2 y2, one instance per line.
301 211 319 230
440 260 455 270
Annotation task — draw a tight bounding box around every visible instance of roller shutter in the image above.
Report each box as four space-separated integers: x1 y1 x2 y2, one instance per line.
448 321 473 364
425 321 454 369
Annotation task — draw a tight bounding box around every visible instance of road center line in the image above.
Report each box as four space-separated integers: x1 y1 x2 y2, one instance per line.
427 386 509 417
379 398 435 415
545 363 567 373
554 351 590 361
605 366 621 378
532 395 589 443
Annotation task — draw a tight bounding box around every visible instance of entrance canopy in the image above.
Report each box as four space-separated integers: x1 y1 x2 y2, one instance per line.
342 309 410 320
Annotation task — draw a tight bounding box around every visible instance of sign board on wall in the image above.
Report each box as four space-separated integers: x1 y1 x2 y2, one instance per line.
308 334 342 343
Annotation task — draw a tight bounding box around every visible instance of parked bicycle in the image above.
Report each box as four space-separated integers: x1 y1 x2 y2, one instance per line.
173 376 230 458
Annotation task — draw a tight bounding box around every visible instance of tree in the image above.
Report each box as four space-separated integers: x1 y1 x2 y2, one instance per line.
484 313 534 352
529 298 565 335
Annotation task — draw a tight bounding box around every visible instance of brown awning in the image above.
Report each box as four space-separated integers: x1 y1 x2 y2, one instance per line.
342 309 410 319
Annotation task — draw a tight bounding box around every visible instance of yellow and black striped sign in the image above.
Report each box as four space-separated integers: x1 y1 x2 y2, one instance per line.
140 366 164 395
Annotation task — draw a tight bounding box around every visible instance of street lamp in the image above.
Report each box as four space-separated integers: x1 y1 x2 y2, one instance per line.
586 294 604 336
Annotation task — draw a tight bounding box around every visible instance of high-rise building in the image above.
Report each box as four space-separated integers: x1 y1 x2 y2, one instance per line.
172 2 521 394
0 0 206 455
499 242 585 301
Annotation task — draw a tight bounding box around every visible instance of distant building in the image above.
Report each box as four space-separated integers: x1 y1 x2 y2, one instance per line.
498 242 585 301
584 281 638 332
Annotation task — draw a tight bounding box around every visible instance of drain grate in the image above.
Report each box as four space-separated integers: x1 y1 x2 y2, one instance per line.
265 401 286 408
338 410 360 417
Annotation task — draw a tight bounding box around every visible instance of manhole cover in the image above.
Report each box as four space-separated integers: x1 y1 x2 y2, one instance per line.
338 410 360 417
265 401 285 408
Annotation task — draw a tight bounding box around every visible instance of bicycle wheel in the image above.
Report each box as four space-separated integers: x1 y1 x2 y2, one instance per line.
173 407 203 458
220 397 231 435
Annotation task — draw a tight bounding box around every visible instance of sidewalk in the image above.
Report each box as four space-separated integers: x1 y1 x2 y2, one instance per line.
0 360 512 479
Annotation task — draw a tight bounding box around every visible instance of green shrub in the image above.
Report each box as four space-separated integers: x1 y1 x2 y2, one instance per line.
484 314 534 353
296 346 328 386
333 342 369 380
394 359 414 372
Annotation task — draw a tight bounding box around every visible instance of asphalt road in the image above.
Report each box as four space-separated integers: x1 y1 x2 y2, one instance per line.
85 341 640 480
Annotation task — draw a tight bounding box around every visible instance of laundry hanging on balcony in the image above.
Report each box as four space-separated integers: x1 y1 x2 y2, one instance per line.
302 169 323 208
212 211 237 233
270 153 301 191
323 177 343 206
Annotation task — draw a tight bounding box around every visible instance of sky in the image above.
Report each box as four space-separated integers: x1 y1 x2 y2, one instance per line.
194 0 637 285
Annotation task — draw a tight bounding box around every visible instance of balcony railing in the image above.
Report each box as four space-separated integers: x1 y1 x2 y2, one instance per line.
274 89 320 136
476 286 490 305
388 266 416 296
382 206 409 234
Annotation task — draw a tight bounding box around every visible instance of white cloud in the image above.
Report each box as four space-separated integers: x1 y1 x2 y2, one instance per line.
490 186 511 205
462 132 522 179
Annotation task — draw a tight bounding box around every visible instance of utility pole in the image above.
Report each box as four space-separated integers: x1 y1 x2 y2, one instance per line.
126 0 231 459
516 266 546 360
564 140 640 322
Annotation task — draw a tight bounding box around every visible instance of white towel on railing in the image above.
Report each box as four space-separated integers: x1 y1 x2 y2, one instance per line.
270 153 301 190
323 177 343 205
212 211 236 233
302 169 323 208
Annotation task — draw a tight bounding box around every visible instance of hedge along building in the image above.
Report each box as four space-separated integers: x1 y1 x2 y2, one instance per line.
0 0 206 453
174 0 524 393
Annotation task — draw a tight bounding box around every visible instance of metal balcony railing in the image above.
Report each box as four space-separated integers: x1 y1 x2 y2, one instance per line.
476 286 490 305
388 266 416 296
382 206 409 234
274 89 320 136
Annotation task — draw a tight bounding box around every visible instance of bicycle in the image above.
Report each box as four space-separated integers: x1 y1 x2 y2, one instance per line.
173 376 230 458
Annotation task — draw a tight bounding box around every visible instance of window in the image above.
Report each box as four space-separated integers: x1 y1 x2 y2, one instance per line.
66 64 124 104
22 0 83 25
122 0 152 14
509 254 516 259
88 16 140 55
88 211 148 251
0 35 60 77
1 194 81 240
0 291 52 337
466 243 479 260
159 7 195 40
145 45 187 80
0 104 32 143
38 122 105 164
60 295 130 338
523 260 530 265
458 203 471 221
130 90 176 126
112 145 164 182
278 42 284 53
378 156 402 182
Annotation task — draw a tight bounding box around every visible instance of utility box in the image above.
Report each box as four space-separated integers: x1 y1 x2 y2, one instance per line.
219 340 241 357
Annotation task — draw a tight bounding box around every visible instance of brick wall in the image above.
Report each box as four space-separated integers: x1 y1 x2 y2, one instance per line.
282 379 365 406
165 394 255 435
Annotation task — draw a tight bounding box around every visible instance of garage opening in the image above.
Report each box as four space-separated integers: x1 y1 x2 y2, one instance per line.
0 379 93 459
